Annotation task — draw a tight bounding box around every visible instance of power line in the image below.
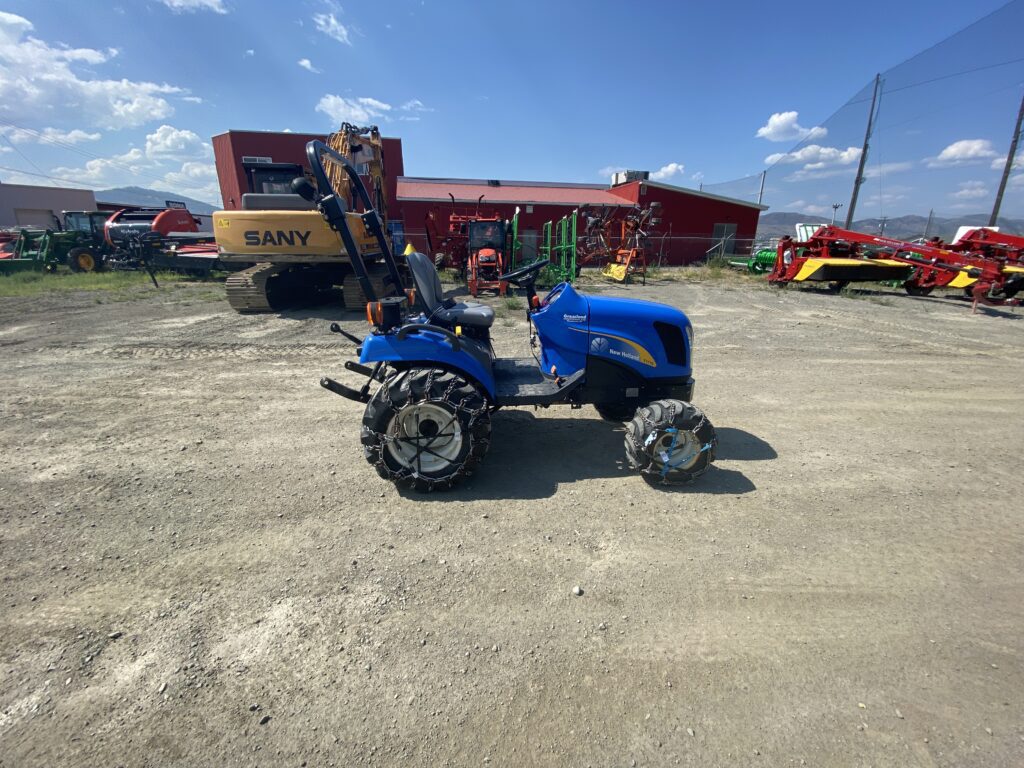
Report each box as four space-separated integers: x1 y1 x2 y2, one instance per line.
1 136 55 187
0 119 185 190
0 164 100 188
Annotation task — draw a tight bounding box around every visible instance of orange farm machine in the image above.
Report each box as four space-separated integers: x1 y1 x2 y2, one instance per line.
768 225 1024 312
425 195 510 297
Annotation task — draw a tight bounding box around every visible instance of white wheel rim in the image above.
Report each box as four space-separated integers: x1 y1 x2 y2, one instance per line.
385 402 464 474
652 430 701 471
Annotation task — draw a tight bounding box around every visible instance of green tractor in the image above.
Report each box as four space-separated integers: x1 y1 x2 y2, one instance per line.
0 211 111 275
60 211 113 272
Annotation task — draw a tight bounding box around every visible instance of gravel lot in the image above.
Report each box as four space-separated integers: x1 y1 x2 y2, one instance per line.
1 277 1022 767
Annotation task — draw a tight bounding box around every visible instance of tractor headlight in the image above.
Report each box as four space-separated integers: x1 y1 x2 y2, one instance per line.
685 325 694 365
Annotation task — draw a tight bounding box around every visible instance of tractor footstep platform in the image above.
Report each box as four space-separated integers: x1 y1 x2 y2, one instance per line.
493 358 584 407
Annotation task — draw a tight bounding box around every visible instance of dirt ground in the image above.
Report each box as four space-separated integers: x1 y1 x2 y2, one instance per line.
1 276 1022 768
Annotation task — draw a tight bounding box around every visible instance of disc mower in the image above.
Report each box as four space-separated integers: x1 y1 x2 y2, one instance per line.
769 225 1024 311
296 141 717 491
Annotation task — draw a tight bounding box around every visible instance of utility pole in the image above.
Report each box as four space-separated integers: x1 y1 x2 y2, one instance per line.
831 202 843 225
846 73 883 229
989 88 1024 227
879 216 889 235
757 170 766 206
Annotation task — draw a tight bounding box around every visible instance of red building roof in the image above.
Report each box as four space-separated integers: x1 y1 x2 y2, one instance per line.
397 177 631 206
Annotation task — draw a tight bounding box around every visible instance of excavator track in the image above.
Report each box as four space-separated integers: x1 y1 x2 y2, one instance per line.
225 263 287 313
342 265 390 309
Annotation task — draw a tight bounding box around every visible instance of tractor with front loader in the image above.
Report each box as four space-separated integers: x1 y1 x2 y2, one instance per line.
292 140 716 491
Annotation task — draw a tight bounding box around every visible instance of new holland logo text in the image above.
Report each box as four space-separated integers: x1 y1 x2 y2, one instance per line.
562 313 587 323
244 230 312 247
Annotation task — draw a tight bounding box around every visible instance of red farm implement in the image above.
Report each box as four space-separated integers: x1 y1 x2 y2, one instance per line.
768 225 1024 312
948 228 1024 263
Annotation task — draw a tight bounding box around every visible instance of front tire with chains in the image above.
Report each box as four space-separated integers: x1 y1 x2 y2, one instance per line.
361 367 491 491
624 399 716 485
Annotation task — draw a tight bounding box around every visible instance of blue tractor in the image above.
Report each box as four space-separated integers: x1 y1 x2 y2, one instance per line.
298 142 717 491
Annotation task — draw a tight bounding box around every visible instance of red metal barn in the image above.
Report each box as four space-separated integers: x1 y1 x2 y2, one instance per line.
212 130 763 265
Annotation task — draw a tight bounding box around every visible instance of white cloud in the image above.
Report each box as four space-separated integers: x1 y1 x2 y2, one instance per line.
781 160 911 183
357 97 391 113
313 12 351 45
766 144 861 168
52 147 150 186
0 12 182 129
244 48 254 57
400 99 432 112
785 200 829 215
926 139 998 168
649 162 684 182
315 94 391 124
865 161 913 177
398 116 421 122
144 124 210 160
690 171 704 183
952 180 989 200
163 160 221 204
598 165 625 178
298 58 321 74
990 154 1021 171
182 95 203 104
756 111 827 143
0 126 101 144
864 191 908 206
159 0 227 12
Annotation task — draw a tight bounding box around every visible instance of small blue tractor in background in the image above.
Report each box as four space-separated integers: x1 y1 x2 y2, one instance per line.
295 141 717 491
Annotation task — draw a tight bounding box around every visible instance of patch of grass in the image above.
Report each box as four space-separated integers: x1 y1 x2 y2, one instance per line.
652 264 763 285
437 268 461 284
0 270 187 298
504 296 524 311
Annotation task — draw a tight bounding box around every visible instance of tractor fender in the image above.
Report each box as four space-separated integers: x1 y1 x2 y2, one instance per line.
359 330 496 400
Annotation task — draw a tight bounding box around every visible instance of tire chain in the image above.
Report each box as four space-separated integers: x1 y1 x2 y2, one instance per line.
363 367 491 491
626 400 714 483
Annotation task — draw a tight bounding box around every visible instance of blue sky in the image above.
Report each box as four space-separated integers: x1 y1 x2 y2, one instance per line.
1 0 1021 218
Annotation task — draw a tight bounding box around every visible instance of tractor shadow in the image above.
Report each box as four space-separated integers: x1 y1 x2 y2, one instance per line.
713 427 777 461
399 411 764 501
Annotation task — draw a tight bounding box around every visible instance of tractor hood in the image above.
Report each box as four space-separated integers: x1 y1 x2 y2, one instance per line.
585 294 693 373
531 282 693 378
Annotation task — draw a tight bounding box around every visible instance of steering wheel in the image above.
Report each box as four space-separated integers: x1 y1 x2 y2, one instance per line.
498 258 548 286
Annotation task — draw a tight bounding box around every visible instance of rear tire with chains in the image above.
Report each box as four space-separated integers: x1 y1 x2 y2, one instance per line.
361 367 491 491
624 398 716 485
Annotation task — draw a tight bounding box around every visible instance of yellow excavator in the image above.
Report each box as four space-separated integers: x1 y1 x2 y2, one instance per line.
214 124 393 312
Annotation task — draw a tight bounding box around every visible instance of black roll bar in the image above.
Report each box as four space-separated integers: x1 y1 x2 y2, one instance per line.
304 140 404 304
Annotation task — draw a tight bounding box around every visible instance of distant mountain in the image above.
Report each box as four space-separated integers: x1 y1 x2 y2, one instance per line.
757 211 1024 242
96 186 219 215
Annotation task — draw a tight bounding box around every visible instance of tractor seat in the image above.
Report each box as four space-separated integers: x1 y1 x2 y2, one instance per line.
406 251 495 329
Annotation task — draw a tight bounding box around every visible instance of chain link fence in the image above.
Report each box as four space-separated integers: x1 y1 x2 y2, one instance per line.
705 0 1024 240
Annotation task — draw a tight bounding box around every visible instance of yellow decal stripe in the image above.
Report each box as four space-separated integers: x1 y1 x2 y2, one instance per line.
569 327 656 367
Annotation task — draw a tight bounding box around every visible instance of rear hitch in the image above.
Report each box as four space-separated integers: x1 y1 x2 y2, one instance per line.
320 376 370 403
